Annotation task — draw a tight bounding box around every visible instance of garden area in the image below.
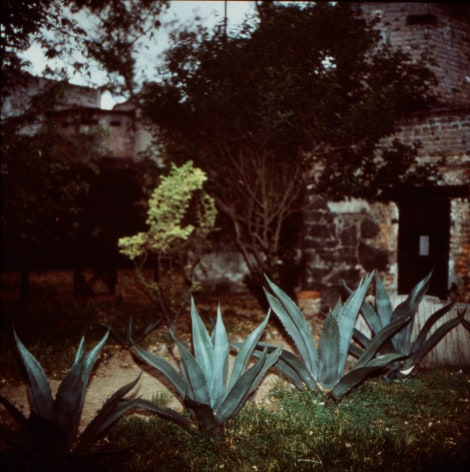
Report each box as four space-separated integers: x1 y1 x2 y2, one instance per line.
0 269 469 471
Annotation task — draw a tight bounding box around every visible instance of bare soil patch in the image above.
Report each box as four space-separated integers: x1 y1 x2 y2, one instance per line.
0 270 315 432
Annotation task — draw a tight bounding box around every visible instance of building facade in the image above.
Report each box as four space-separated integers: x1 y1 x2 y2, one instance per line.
301 3 470 306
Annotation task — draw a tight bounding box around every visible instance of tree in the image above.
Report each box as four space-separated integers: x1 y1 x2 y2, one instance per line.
0 83 103 296
1 0 168 297
140 2 439 296
118 161 217 327
1 0 169 97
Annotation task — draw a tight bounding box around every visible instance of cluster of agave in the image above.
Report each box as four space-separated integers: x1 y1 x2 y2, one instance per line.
259 271 466 400
1 270 467 467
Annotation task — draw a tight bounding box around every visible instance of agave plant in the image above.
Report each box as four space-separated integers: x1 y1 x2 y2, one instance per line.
259 274 409 401
350 271 462 380
132 298 282 434
0 331 145 469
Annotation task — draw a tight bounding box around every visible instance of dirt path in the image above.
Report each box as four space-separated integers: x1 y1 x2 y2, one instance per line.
0 337 288 434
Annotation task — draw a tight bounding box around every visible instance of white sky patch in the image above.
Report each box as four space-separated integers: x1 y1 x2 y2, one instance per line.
20 1 257 109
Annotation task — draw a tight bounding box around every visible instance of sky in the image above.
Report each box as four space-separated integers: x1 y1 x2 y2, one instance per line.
21 1 257 109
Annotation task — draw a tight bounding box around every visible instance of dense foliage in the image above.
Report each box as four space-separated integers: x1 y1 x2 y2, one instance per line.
141 2 439 290
1 0 169 96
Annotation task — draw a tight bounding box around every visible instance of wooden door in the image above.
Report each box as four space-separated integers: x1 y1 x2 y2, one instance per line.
398 198 450 298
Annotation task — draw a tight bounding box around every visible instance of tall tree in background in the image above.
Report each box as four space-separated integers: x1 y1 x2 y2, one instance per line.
1 0 168 296
1 0 169 97
140 2 439 296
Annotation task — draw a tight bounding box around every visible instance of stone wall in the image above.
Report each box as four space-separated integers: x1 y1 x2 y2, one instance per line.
301 196 398 308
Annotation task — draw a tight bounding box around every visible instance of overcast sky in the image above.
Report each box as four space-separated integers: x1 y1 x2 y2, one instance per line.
22 1 257 109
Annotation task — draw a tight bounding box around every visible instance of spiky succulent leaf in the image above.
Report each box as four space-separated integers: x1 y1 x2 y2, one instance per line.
358 298 383 336
228 313 271 390
375 272 393 327
264 277 318 376
190 298 214 383
77 374 142 451
460 308 469 331
217 346 282 424
405 315 461 369
354 307 417 369
210 306 229 411
330 353 405 401
351 328 372 350
410 301 455 354
132 341 186 398
13 332 54 422
334 273 373 373
235 341 318 391
54 331 109 448
318 311 341 389
138 398 195 433
184 397 219 434
172 333 211 405
390 271 432 354
0 394 27 426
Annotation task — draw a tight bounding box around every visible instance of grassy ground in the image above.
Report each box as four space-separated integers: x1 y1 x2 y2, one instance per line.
1 270 469 471
89 369 469 471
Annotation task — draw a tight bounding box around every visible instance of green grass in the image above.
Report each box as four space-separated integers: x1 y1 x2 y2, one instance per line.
82 368 470 472
1 281 469 471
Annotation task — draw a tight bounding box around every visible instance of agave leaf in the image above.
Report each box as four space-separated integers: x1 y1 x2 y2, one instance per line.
351 328 372 350
13 332 54 422
410 300 455 353
461 309 470 331
358 298 383 337
318 313 341 389
406 315 461 369
330 353 405 401
390 271 432 354
217 346 282 424
73 337 86 365
77 375 142 451
354 306 416 369
132 341 186 398
172 333 211 405
234 341 318 391
54 331 109 448
264 277 318 376
190 298 214 384
183 397 218 434
0 394 28 425
349 341 365 359
228 313 271 390
375 272 393 327
210 306 229 411
137 398 195 433
334 273 373 375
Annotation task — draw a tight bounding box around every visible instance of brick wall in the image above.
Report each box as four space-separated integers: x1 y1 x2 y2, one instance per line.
358 3 470 108
393 108 470 186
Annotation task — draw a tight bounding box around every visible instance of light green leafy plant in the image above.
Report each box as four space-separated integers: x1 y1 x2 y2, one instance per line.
258 274 408 401
118 161 217 328
350 271 463 380
132 299 282 434
0 332 142 468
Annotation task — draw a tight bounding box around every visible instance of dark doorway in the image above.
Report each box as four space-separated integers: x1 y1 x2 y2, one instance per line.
398 197 450 298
